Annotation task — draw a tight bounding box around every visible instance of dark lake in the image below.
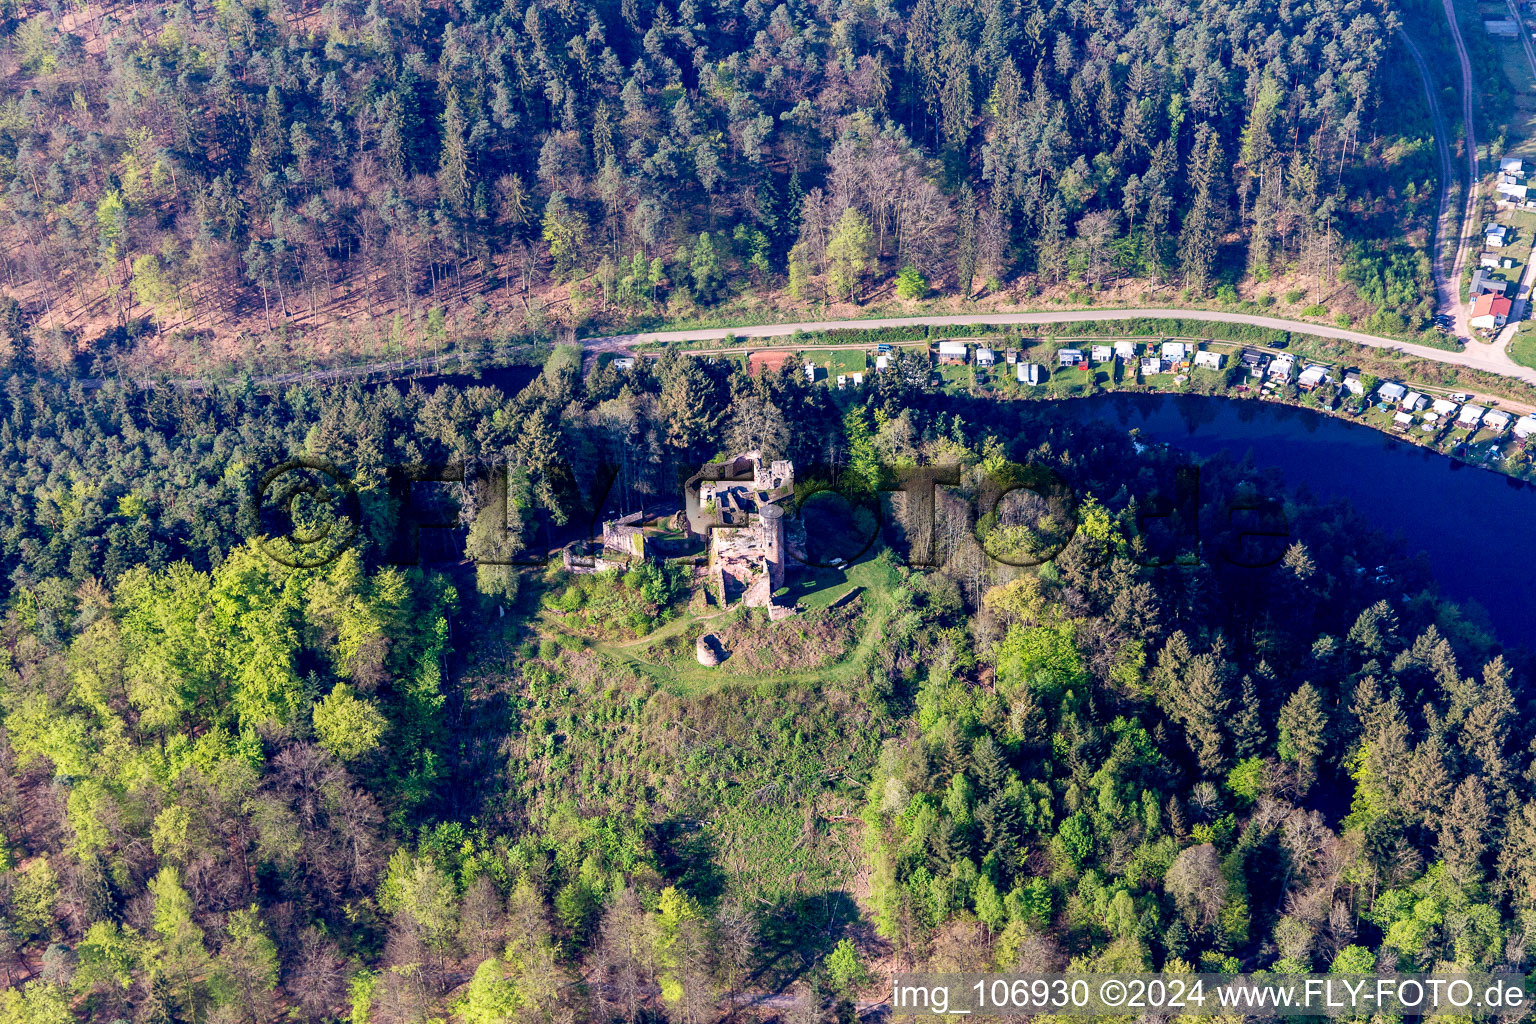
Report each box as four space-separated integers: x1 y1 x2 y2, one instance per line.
1058 393 1536 649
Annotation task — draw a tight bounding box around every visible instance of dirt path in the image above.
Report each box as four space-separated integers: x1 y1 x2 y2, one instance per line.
1399 29 1460 331
584 308 1536 385
74 309 1536 392
1445 0 1481 343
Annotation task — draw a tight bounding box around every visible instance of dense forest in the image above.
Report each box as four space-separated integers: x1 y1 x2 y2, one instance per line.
0 0 1434 376
0 331 1533 1022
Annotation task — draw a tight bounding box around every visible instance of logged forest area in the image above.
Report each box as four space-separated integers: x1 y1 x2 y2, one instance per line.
0 0 1442 376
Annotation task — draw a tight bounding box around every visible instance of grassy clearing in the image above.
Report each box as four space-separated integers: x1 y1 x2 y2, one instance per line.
828 349 868 376
542 554 901 696
1509 322 1536 366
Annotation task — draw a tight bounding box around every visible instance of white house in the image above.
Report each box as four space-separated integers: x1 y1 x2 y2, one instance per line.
1402 391 1429 412
1342 370 1364 396
1297 364 1330 390
1393 411 1414 429
1058 348 1084 366
1486 224 1511 247
1161 341 1188 362
1484 409 1512 432
1481 252 1503 268
975 346 996 367
1194 351 1226 370
836 374 847 389
1091 345 1114 363
612 357 637 369
1471 292 1513 330
1502 156 1530 174
1499 180 1531 201
1458 404 1486 427
1377 382 1408 404
1267 355 1295 380
1017 362 1043 385
875 355 890 371
1515 414 1536 438
851 372 864 386
1432 397 1459 416
1141 357 1166 375
803 360 817 382
936 340 968 364
1114 341 1138 360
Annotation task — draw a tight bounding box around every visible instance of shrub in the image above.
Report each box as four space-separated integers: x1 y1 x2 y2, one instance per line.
896 265 928 299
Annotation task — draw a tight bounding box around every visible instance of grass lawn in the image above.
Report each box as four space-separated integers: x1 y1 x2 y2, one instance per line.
1359 405 1401 432
1141 372 1186 391
1495 26 1536 153
828 349 868 376
1510 324 1536 368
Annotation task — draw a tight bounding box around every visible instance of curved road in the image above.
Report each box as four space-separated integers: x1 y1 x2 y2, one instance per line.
585 308 1536 385
76 310 1536 391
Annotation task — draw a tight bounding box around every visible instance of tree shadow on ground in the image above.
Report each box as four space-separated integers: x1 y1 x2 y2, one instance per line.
750 889 860 993
654 817 729 906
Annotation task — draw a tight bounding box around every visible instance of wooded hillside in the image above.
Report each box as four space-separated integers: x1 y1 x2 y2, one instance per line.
0 0 1428 376
1 348 1533 1022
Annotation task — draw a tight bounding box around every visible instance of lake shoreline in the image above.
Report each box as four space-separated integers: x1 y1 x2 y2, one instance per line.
1045 391 1536 647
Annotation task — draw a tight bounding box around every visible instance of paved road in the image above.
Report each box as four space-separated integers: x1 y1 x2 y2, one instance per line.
584 308 1536 385
1399 29 1461 334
